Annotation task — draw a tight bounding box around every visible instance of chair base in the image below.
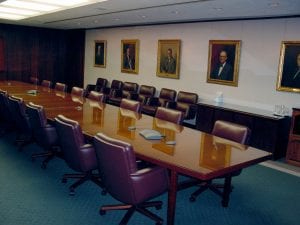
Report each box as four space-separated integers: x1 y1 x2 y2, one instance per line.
100 201 163 225
62 171 105 196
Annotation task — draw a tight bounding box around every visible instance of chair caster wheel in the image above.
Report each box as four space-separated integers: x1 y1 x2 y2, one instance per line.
41 163 47 169
99 210 106 215
155 205 162 210
62 178 67 183
69 188 75 196
189 196 196 202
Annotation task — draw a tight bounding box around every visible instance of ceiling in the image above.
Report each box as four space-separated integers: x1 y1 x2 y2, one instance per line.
0 0 299 30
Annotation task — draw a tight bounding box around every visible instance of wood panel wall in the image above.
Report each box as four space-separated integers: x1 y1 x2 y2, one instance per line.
0 23 85 92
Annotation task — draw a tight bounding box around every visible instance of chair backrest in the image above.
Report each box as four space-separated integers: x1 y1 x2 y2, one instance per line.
155 107 184 125
55 82 67 92
158 88 176 106
8 95 31 132
96 78 108 88
88 91 104 102
54 115 87 171
138 85 156 103
111 80 123 90
93 133 138 203
177 91 198 104
120 98 141 112
71 86 85 97
122 82 139 98
0 90 11 121
41 80 52 88
30 76 39 85
174 91 198 119
212 120 251 145
26 102 58 148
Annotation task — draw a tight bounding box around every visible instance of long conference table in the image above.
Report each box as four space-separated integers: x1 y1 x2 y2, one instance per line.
0 81 272 225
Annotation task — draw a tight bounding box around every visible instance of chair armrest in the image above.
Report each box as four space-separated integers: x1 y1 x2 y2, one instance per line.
147 97 159 106
166 101 177 109
86 84 96 93
95 85 104 92
188 104 198 119
130 93 138 100
131 166 169 200
79 144 98 170
103 87 111 95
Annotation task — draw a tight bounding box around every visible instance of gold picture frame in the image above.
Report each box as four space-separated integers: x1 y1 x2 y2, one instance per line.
207 40 241 86
156 39 180 79
276 41 300 93
121 39 139 74
94 40 106 67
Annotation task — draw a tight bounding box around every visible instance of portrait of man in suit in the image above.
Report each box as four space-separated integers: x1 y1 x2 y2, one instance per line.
207 40 241 86
94 41 106 67
277 42 300 93
121 40 139 74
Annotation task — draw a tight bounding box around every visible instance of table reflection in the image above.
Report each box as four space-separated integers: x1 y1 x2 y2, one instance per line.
151 118 184 155
71 95 85 104
117 108 142 140
199 133 248 170
89 100 106 126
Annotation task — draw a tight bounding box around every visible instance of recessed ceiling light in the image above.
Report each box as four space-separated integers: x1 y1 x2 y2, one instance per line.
213 7 223 11
268 2 280 7
140 15 147 18
0 0 108 21
113 18 120 21
171 10 179 14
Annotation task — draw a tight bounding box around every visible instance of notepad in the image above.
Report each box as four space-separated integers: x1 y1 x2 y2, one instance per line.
139 129 163 140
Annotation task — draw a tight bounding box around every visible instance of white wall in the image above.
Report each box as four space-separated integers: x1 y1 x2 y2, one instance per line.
84 18 300 112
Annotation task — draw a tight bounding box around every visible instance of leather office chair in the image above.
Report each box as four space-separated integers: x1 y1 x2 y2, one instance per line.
188 120 251 207
103 79 123 102
120 98 141 112
29 76 39 85
54 115 104 195
26 102 59 169
85 77 108 96
41 80 52 88
142 88 176 116
108 82 139 106
0 90 13 135
132 85 156 105
167 91 198 120
71 86 85 97
155 107 184 125
88 91 105 102
93 133 169 225
8 95 32 150
54 82 67 92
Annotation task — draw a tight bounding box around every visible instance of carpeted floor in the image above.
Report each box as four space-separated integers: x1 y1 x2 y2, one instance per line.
0 133 299 225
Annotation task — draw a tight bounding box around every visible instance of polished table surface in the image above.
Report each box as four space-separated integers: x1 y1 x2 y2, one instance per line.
0 81 272 225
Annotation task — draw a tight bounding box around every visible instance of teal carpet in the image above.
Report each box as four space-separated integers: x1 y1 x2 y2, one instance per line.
0 133 299 225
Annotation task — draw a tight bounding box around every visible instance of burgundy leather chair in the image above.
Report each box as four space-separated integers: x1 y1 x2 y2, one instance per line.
120 98 141 112
88 91 105 102
167 91 198 120
103 79 123 102
93 133 169 225
85 77 108 96
54 115 104 195
155 107 184 125
108 82 139 106
188 120 251 207
26 102 59 169
29 76 39 85
71 86 85 97
0 90 13 135
8 95 32 150
142 88 177 116
54 82 67 92
132 85 156 105
41 80 52 88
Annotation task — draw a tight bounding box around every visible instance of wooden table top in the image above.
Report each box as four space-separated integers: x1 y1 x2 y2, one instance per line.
0 81 272 180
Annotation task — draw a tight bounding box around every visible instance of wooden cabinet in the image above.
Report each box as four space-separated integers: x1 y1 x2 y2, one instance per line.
286 108 300 166
196 101 291 160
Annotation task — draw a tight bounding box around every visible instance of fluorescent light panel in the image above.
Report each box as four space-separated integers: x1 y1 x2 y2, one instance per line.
0 0 108 20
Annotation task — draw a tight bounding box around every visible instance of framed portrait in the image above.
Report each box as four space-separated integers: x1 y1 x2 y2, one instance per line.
156 39 181 79
207 40 241 86
121 39 139 74
94 40 106 67
276 41 300 93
